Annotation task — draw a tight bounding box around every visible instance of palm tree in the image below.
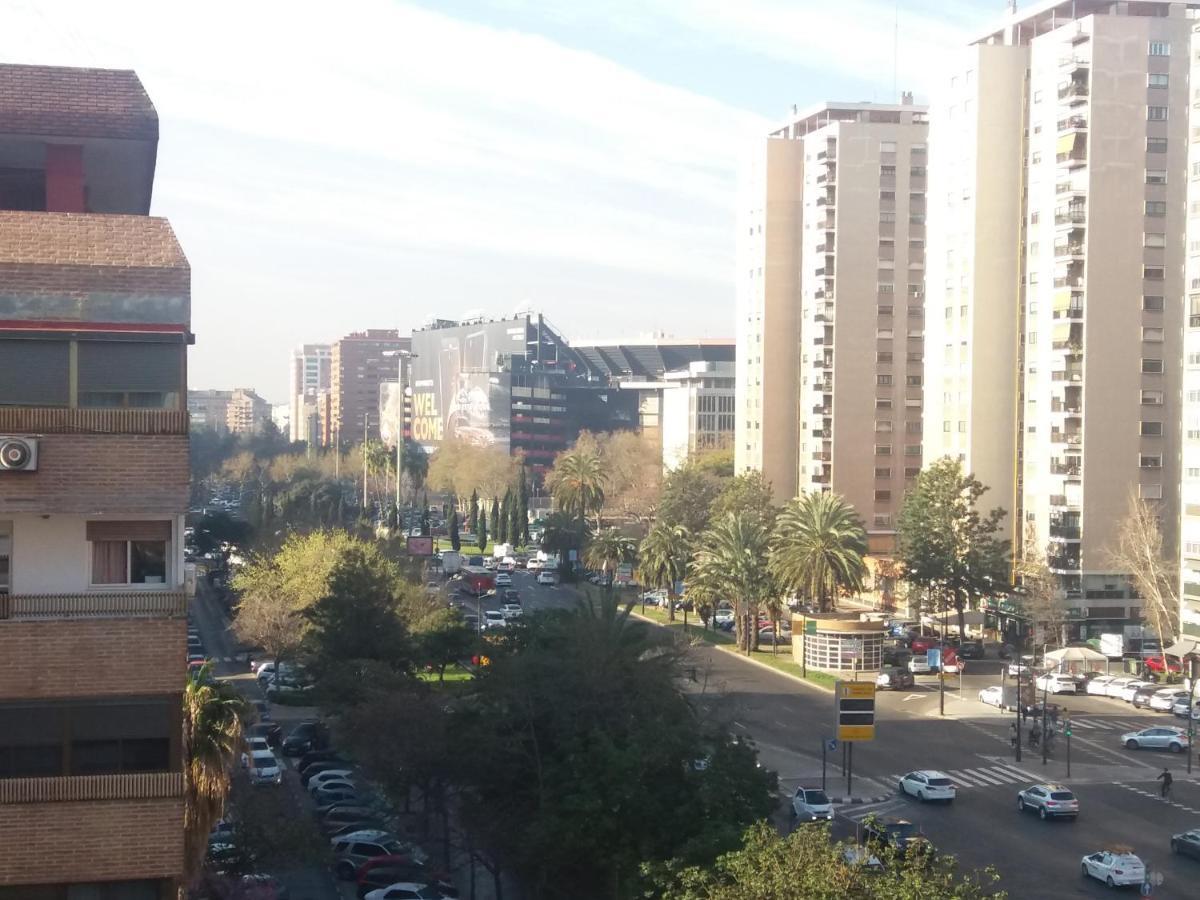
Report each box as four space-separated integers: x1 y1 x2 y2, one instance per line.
693 512 773 654
769 491 868 613
550 448 607 529
183 665 249 883
638 522 691 623
583 527 637 587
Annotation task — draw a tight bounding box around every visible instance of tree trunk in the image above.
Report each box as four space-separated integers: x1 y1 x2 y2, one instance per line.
956 594 966 641
667 588 676 623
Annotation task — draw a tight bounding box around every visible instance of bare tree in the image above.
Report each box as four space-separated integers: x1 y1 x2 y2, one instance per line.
1108 491 1179 674
1014 522 1068 647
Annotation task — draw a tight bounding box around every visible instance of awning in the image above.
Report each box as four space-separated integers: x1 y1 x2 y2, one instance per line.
1164 636 1200 658
1056 133 1081 155
1051 322 1073 342
1053 289 1076 310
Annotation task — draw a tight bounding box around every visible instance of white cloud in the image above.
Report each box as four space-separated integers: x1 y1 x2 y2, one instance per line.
1 0 768 397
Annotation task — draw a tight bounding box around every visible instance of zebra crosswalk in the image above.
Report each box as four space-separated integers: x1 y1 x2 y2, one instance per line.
884 763 1042 790
1064 716 1166 733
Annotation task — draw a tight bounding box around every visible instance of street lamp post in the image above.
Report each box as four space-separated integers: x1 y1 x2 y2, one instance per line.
1013 657 1023 763
382 350 416 530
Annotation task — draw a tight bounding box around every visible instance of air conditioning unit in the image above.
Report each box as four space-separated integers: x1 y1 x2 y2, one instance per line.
0 437 38 471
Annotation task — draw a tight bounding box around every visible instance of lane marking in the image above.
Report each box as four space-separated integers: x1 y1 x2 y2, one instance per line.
962 768 1008 785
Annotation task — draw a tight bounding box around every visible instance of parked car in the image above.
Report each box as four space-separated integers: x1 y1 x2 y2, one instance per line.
1017 782 1078 820
908 654 932 675
978 685 1005 707
246 750 282 786
1120 726 1189 752
483 610 507 631
1119 680 1154 703
641 589 668 606
282 721 330 756
1080 848 1145 887
1150 689 1189 712
1172 698 1200 719
713 607 735 626
499 603 523 619
363 883 452 900
758 627 791 645
536 571 557 585
1035 673 1079 695
876 667 914 690
791 786 833 822
958 640 985 660
1145 654 1183 675
1086 675 1118 696
1102 676 1138 698
333 831 427 880
1007 656 1041 677
1130 684 1162 709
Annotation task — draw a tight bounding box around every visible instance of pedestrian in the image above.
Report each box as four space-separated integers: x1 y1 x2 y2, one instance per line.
1158 767 1173 800
1009 722 1019 750
1029 722 1041 748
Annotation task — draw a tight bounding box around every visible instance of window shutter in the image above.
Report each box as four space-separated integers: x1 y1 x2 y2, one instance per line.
0 339 69 406
77 341 181 393
86 521 172 542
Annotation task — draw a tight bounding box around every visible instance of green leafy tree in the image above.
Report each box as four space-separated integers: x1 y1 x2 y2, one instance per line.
896 457 1011 638
584 527 637 584
449 596 775 896
539 510 586 563
183 665 248 882
449 510 462 551
710 471 777 533
693 512 773 654
476 509 488 552
469 489 480 533
646 820 1005 900
549 444 607 528
639 522 691 622
416 606 477 681
192 510 253 560
769 491 868 613
659 461 725 535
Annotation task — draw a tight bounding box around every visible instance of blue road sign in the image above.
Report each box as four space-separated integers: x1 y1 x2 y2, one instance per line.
825 738 838 753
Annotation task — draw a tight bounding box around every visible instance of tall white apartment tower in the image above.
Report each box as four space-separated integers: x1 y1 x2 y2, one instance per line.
735 138 803 502
1179 22 1200 644
929 0 1194 637
787 102 929 553
289 343 331 443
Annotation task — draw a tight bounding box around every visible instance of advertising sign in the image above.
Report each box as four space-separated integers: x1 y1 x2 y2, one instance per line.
379 381 405 448
410 321 523 452
835 681 876 742
406 536 434 557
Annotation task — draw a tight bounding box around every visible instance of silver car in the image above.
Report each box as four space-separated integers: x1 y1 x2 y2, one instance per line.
1120 726 1189 753
1017 782 1078 820
791 786 833 822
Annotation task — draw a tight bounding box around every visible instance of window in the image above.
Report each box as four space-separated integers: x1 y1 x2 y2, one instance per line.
905 421 922 434
874 467 892 479
906 375 922 386
0 339 70 406
880 141 897 153
1146 201 1167 217
1141 484 1164 500
1142 358 1164 374
875 420 893 433
876 444 892 456
1145 233 1166 248
904 444 921 457
1141 421 1163 436
1147 138 1168 153
1148 106 1169 121
1143 326 1164 342
875 398 893 409
877 375 893 385
76 341 183 409
904 467 920 478
1031 151 1042 165
1144 266 1165 280
1143 390 1164 405
877 351 893 363
88 521 170 586
880 211 896 224
878 305 893 316
874 490 892 502
943 421 951 432
880 165 897 177
873 515 892 528
1144 295 1165 311
1149 73 1169 88
1140 455 1162 468
1148 41 1170 56
1147 169 1168 185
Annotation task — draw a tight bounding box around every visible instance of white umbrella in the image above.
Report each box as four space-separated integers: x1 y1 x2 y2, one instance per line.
1046 646 1107 662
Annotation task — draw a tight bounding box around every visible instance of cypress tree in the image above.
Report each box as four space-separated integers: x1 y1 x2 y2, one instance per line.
489 496 500 539
449 510 461 551
518 467 531 544
508 489 523 546
469 489 479 533
476 510 487 552
497 489 511 545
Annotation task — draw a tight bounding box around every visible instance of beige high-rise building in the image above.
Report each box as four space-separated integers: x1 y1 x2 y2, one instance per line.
1179 21 1200 644
735 138 803 503
929 0 1193 637
788 101 929 553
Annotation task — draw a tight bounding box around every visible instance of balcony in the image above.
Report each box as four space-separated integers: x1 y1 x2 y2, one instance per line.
1055 206 1086 226
1053 241 1084 260
1053 275 1085 290
0 771 182 805
0 407 189 435
1049 523 1082 540
812 451 831 462
1050 400 1082 415
811 429 831 439
1050 431 1082 447
1050 461 1081 477
1059 55 1090 71
1191 314 1200 328
1057 114 1088 133
1048 556 1081 571
812 405 830 415
1058 81 1089 103
0 591 187 621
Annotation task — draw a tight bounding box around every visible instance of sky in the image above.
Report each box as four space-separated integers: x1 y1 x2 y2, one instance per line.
2 0 997 403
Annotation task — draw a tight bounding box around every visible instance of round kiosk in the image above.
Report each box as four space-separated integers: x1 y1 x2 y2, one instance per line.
790 612 886 673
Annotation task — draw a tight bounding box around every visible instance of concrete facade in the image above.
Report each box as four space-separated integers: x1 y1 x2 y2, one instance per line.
661 360 736 471
330 329 410 446
289 342 331 443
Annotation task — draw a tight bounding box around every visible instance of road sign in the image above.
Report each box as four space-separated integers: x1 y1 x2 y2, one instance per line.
825 737 838 753
836 680 876 742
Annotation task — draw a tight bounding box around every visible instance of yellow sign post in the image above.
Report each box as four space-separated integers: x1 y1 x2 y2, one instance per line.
835 680 876 797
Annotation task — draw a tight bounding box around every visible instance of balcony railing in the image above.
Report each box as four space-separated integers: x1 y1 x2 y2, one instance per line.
1050 462 1081 476
1058 82 1089 101
1055 208 1086 225
1050 524 1082 540
1190 314 1200 328
0 408 189 435
0 771 183 804
0 592 187 621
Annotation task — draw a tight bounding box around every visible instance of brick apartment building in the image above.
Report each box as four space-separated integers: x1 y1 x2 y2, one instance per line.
0 65 189 897
330 329 410 446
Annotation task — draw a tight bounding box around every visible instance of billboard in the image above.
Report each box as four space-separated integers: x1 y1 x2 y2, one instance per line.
378 381 404 448
407 535 434 556
410 320 524 452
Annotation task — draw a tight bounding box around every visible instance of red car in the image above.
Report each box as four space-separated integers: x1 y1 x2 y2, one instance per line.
910 636 937 654
1145 655 1182 674
356 855 457 898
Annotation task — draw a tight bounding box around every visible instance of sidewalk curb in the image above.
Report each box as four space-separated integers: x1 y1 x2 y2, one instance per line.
830 794 892 805
630 611 834 694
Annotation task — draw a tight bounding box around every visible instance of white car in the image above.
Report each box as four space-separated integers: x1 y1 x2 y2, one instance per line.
494 572 512 587
1121 726 1189 752
978 685 1005 708
1119 680 1153 703
242 737 271 758
1103 676 1137 698
1150 689 1190 712
898 770 956 803
246 749 282 785
1086 675 1117 695
713 607 735 625
364 883 453 900
536 571 557 585
1007 656 1040 677
1035 673 1079 695
499 603 523 619
483 610 507 630
526 558 543 571
1080 849 1145 887
1172 698 1200 719
641 589 668 606
791 786 834 822
908 655 931 674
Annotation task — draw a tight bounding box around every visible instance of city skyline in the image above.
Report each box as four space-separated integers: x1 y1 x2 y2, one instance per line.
1 0 997 402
